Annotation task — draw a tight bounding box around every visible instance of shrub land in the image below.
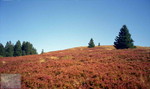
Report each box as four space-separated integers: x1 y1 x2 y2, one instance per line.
0 46 150 89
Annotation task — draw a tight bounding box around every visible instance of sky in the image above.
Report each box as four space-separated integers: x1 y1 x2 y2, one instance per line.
0 0 150 53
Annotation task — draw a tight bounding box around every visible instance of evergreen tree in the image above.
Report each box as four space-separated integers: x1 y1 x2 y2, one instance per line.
25 42 32 55
22 41 31 55
114 25 136 49
21 41 37 55
5 41 14 57
22 51 26 56
0 43 5 57
31 47 37 54
98 43 100 46
0 41 37 57
14 40 22 56
88 38 95 48
22 41 26 56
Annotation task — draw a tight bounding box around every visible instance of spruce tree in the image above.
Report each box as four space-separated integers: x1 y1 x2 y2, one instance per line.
22 41 37 55
22 51 26 56
25 42 32 55
5 41 14 57
88 38 95 48
114 25 136 49
22 41 31 55
98 43 100 46
0 43 5 57
14 40 22 56
31 47 37 54
22 41 26 56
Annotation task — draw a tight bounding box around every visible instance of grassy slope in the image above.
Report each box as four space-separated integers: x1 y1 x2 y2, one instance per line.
0 46 150 89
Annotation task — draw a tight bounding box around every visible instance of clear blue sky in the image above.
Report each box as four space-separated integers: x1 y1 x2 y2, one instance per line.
0 0 150 53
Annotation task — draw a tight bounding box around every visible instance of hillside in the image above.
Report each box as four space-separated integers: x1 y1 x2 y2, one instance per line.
0 46 150 89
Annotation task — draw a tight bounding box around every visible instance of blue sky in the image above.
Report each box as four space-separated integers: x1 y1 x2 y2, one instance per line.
0 0 150 53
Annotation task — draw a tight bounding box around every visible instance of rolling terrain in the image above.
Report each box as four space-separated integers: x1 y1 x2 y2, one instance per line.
0 46 150 89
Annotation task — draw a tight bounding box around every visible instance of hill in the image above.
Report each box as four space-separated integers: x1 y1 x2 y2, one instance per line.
0 46 150 89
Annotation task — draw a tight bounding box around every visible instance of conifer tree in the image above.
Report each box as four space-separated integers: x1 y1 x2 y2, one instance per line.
22 41 37 55
22 41 26 56
114 25 136 49
14 40 22 56
5 41 14 57
31 47 37 54
22 51 26 56
25 42 32 55
0 43 5 57
88 38 95 48
98 43 100 46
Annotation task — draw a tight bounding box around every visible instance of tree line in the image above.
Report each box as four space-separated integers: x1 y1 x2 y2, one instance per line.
0 40 37 57
0 25 135 57
88 25 136 49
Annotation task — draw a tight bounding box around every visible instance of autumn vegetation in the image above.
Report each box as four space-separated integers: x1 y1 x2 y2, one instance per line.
0 46 150 89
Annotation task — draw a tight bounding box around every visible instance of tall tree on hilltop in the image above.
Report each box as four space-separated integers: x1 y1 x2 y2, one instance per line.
0 43 5 57
114 25 136 49
5 41 14 57
88 38 95 48
14 40 22 56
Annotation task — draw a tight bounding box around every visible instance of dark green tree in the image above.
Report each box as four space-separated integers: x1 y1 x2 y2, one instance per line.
98 43 100 46
88 38 95 48
25 42 32 55
14 40 22 56
31 47 37 54
114 25 136 49
22 51 26 56
5 41 14 57
22 41 26 56
21 41 37 55
0 43 5 57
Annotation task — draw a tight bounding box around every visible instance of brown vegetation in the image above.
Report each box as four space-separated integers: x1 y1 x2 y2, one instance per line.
0 46 150 89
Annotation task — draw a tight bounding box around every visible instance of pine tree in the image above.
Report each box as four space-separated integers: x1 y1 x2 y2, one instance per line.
98 43 100 46
22 42 31 55
22 41 26 56
25 42 32 55
31 47 37 54
114 25 136 49
5 41 14 57
88 38 95 48
22 51 26 56
14 40 22 56
21 41 37 55
0 43 5 57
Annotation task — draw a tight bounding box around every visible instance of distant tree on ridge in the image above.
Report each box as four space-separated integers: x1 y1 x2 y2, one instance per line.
88 38 95 48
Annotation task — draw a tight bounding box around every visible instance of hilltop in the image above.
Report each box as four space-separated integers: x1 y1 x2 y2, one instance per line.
0 46 150 89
